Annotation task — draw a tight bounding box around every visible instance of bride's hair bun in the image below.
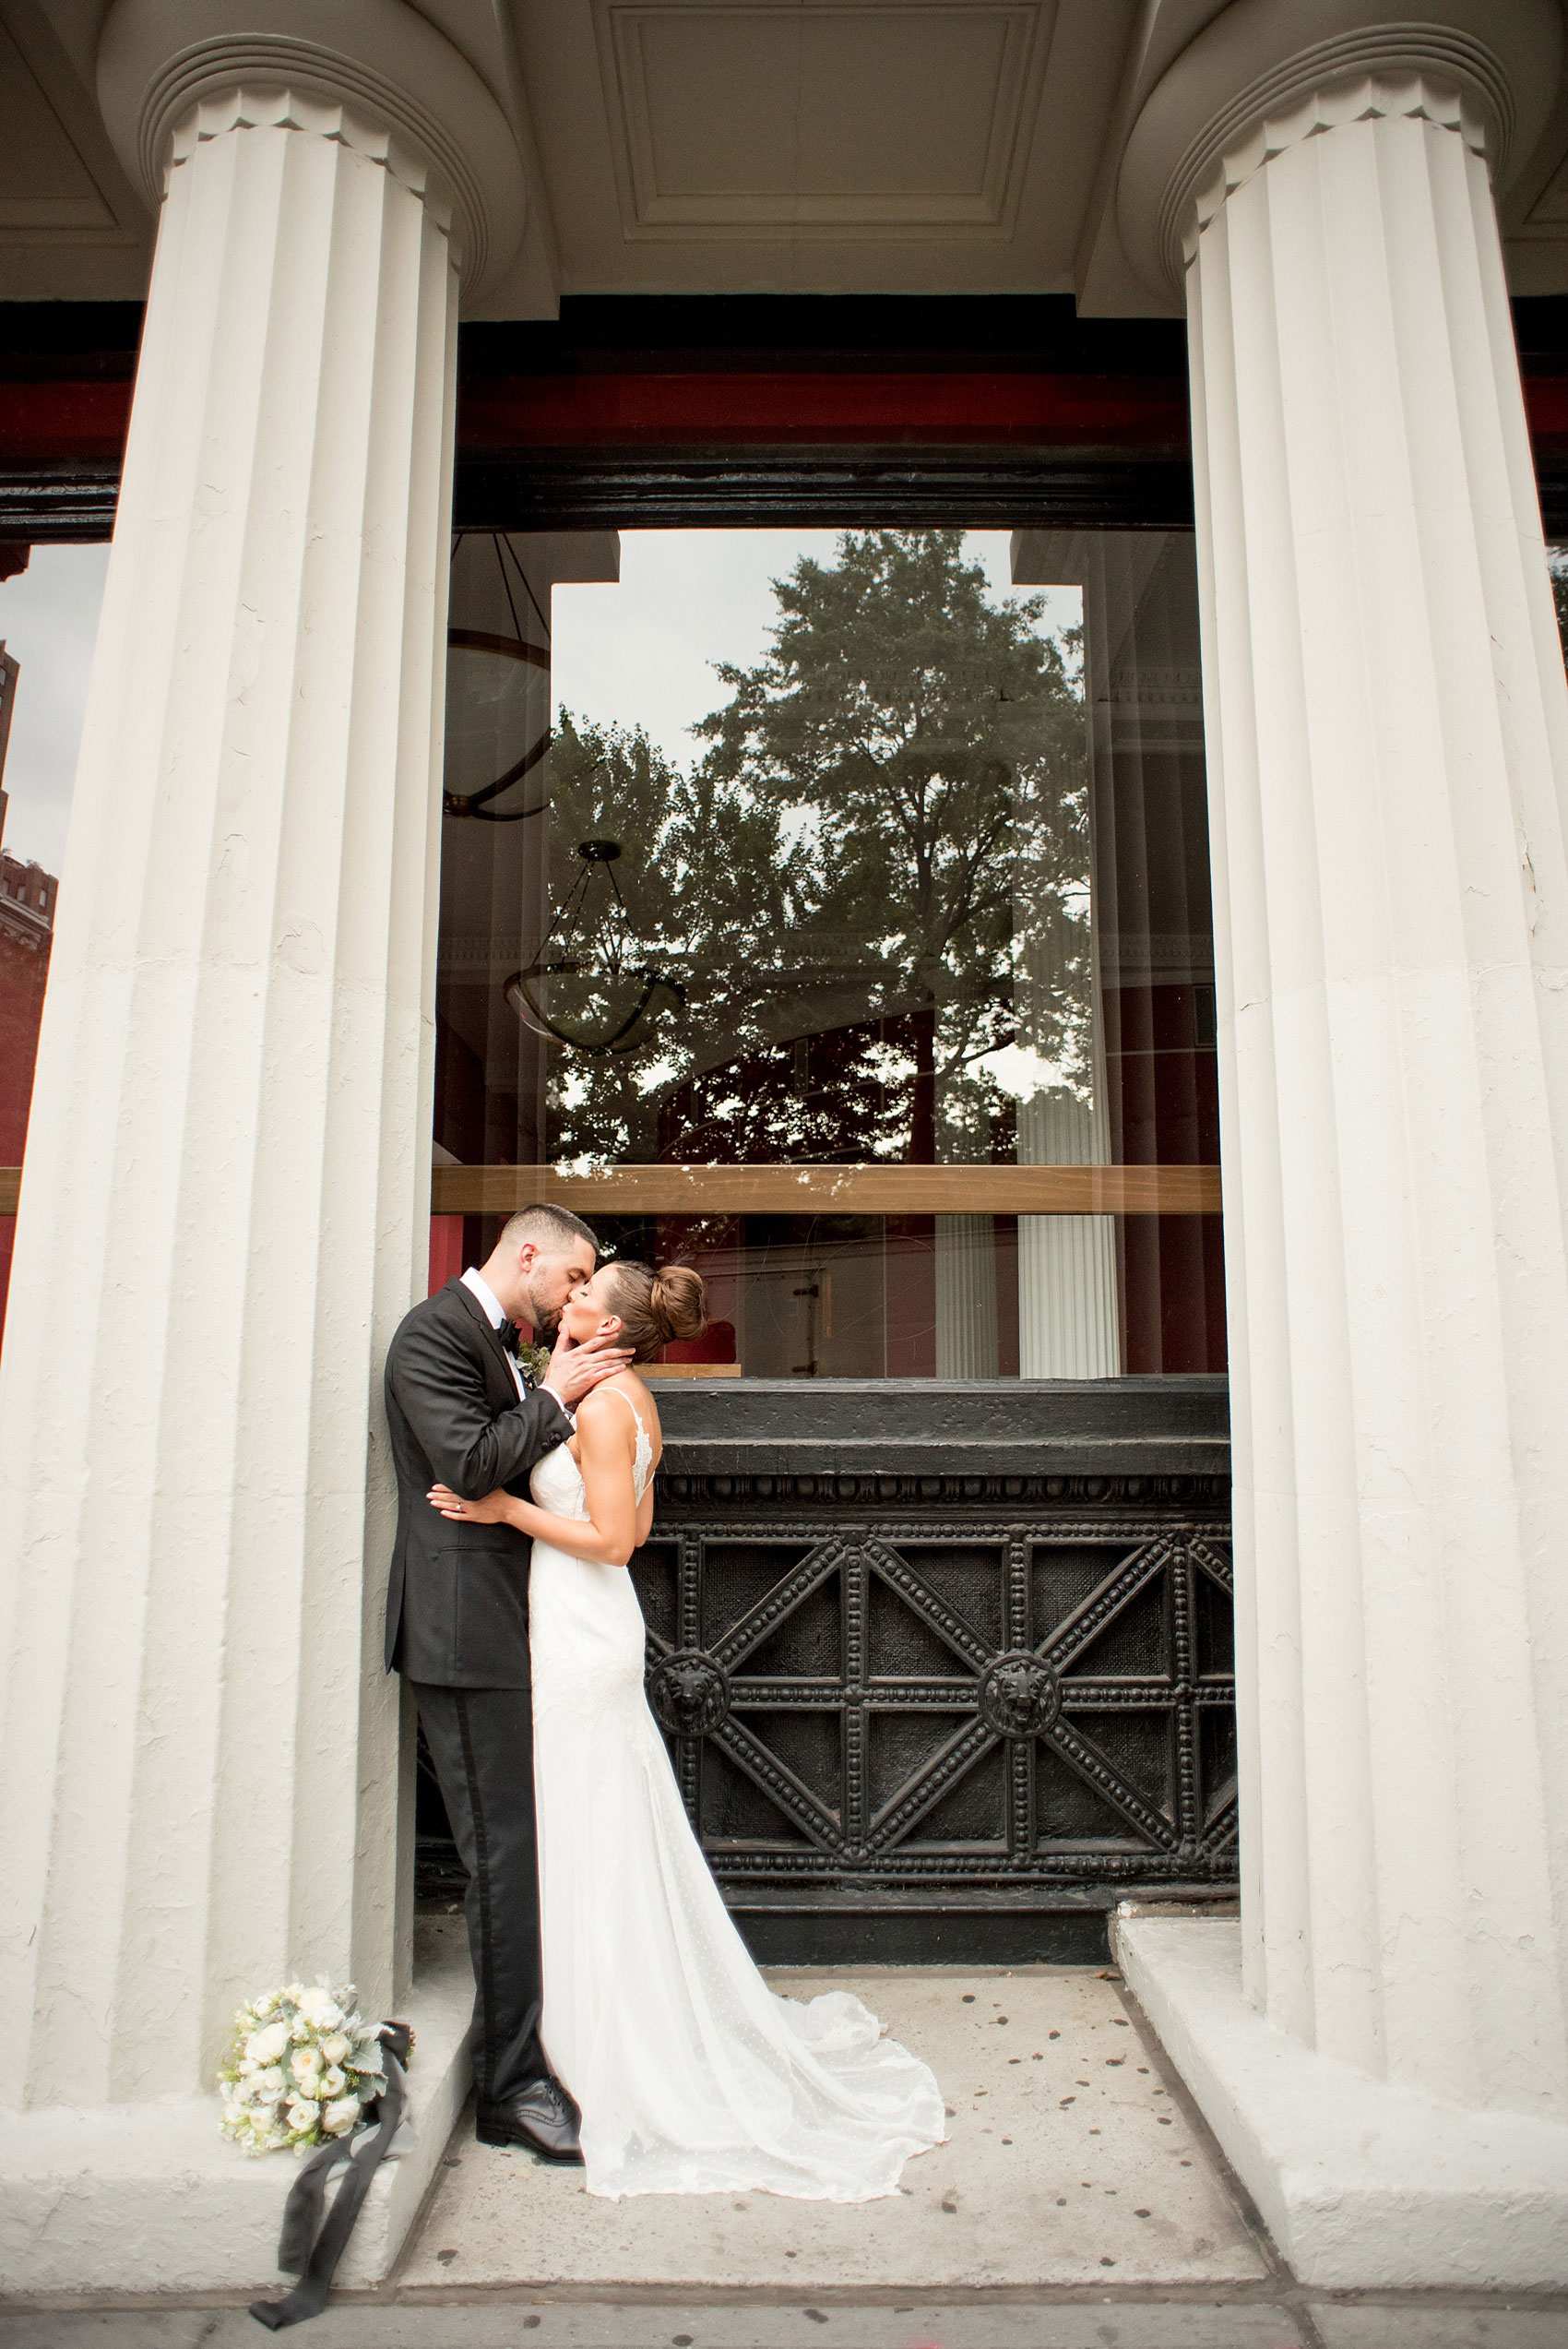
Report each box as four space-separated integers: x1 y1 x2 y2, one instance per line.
603 1258 708 1364
650 1263 707 1346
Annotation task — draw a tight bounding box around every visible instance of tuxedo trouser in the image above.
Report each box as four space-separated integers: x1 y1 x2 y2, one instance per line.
408 1681 551 2107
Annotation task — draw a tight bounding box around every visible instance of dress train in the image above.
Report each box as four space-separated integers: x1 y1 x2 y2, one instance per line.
528 1395 945 2200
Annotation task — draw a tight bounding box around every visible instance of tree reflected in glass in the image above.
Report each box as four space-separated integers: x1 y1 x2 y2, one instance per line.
539 529 1089 1175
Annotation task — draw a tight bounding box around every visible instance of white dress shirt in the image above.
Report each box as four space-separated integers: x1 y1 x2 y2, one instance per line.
461 1265 574 1422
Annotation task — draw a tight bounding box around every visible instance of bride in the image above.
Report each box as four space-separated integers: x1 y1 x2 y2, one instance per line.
427 1258 945 2201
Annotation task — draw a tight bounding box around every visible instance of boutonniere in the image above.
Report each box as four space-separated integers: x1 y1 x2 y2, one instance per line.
517 1341 552 1389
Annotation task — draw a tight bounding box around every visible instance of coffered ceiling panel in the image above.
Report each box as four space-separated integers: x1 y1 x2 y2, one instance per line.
597 0 1049 237
505 0 1141 299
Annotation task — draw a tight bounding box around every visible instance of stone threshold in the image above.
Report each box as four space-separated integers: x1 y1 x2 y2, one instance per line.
393 1963 1268 2297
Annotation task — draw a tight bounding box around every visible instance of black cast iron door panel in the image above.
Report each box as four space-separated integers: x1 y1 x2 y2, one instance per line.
630 1510 1236 1895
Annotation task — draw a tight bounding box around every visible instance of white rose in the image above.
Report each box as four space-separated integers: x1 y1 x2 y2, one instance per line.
247 2022 289 2064
297 1987 344 2031
291 2047 322 2088
322 2094 362 2137
285 2095 320 2130
320 2033 350 2066
319 2064 347 2098
253 2066 286 2099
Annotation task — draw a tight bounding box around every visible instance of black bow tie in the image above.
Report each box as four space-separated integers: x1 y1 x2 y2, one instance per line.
495 1318 520 1360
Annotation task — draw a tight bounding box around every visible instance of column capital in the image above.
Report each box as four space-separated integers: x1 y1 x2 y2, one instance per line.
96 0 528 296
1114 0 1563 304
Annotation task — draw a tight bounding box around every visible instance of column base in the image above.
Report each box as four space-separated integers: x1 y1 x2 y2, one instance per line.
0 1919 472 2299
1112 1912 1568 2288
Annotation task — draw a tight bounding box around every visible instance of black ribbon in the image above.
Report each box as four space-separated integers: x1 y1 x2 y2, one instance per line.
249 2021 412 2331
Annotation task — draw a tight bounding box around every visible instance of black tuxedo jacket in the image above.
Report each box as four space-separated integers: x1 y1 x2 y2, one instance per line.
383 1276 573 1687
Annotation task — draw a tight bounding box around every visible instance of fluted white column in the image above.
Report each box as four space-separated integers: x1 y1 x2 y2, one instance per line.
1180 68 1568 2121
0 84 458 2109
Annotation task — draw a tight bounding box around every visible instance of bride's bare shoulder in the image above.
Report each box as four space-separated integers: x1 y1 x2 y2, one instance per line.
577 1372 658 1431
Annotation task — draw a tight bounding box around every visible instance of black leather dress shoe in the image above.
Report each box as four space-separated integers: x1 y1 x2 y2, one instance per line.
476 2077 584 2164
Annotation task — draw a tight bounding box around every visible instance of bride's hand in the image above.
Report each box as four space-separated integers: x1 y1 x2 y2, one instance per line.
427 1484 509 1524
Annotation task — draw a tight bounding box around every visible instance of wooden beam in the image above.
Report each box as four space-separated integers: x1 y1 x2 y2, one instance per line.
428 1163 1221 1216
0 1163 1222 1221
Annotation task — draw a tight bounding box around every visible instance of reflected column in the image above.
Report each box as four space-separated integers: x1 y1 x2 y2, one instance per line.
1010 641 1120 1379
934 1211 999 1377
437 530 620 1270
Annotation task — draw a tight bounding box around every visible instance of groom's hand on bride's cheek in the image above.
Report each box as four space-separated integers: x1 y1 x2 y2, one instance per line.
545 1325 635 1409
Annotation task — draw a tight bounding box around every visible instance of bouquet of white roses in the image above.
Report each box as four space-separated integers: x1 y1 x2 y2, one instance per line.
219 1980 390 2156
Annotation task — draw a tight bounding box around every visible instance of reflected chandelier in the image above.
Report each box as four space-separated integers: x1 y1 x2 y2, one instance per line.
505 838 685 1056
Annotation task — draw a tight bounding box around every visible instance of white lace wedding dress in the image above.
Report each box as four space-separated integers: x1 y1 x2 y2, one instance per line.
528 1389 945 2200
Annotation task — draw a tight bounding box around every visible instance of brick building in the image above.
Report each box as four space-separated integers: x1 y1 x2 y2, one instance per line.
0 643 53 1340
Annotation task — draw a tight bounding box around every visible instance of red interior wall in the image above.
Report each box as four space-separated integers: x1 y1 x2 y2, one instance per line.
1104 982 1225 1374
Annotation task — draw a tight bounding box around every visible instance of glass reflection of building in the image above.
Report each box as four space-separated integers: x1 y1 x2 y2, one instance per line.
433 527 1221 1380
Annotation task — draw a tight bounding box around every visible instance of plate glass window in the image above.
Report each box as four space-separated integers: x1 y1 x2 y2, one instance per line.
432 527 1222 1377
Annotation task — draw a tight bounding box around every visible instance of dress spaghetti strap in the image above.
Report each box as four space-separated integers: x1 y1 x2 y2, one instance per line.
598 1381 656 1499
600 1383 647 1436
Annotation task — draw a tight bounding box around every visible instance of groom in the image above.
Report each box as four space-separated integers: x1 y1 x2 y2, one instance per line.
384 1201 631 2163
